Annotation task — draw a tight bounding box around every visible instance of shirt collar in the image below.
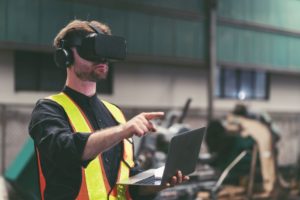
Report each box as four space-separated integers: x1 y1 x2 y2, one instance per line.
63 86 98 105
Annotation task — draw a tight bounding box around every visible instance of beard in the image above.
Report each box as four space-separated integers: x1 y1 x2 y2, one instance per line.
74 66 108 82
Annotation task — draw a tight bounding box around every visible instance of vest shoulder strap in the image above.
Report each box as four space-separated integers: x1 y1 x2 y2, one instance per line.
101 100 126 124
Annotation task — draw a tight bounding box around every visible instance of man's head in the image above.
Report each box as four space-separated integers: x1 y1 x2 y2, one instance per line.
53 20 112 68
54 20 123 82
232 103 248 117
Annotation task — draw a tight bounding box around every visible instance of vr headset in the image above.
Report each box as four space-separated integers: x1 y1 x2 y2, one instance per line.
54 23 127 68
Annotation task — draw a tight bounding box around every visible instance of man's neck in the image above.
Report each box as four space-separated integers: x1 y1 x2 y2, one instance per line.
65 71 97 97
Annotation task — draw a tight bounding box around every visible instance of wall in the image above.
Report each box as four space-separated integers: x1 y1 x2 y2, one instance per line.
1 48 300 166
1 49 300 114
0 50 206 107
104 63 208 108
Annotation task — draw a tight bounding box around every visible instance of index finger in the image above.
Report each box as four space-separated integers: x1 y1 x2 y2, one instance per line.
143 112 165 120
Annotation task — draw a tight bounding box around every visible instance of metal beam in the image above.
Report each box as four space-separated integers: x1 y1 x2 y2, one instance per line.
207 0 217 121
218 17 300 38
125 54 206 68
70 0 205 22
0 41 53 53
219 60 300 76
1 105 6 174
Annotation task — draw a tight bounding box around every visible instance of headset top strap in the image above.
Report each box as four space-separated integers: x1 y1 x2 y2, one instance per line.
88 23 105 35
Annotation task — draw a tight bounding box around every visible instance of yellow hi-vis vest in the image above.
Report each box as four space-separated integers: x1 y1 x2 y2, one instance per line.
37 92 134 200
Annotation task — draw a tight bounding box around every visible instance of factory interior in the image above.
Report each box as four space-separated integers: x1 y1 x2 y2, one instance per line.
1 0 300 199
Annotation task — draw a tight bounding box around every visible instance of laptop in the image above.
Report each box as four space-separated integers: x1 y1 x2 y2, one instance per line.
117 127 206 186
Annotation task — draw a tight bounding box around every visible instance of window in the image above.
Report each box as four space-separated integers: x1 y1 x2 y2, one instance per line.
14 50 113 94
215 67 269 100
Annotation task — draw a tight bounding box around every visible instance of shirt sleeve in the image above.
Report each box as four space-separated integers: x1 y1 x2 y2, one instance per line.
29 99 92 168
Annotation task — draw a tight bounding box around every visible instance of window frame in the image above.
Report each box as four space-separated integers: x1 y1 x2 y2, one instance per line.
14 50 113 94
216 67 270 101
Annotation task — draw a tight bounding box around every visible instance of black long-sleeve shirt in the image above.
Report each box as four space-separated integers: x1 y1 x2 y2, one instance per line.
29 86 131 199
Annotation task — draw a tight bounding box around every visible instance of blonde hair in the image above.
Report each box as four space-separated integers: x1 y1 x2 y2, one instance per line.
53 20 111 48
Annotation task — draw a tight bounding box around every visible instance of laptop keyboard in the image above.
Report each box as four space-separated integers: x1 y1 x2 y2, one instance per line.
136 175 160 184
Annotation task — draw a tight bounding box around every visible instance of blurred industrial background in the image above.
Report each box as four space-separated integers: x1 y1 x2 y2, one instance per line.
1 0 300 199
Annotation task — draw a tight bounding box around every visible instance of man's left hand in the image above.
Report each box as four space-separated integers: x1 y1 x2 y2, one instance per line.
165 170 189 187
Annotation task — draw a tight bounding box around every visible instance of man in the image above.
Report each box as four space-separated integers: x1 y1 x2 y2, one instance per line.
29 20 188 200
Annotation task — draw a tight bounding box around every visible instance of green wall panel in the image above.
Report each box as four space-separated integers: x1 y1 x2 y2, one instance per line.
72 3 103 22
101 8 128 37
152 16 175 56
1 0 206 61
218 0 300 31
39 0 74 45
0 0 6 40
271 36 288 67
127 12 152 54
7 0 39 43
217 25 234 62
175 20 206 59
288 37 300 69
218 25 300 71
127 12 206 59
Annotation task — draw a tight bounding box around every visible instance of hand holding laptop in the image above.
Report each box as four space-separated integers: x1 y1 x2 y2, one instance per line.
118 127 206 188
154 166 189 186
165 170 190 187
135 170 190 196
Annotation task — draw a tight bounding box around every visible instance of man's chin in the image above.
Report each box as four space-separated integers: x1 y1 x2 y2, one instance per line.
76 71 108 82
91 74 108 82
